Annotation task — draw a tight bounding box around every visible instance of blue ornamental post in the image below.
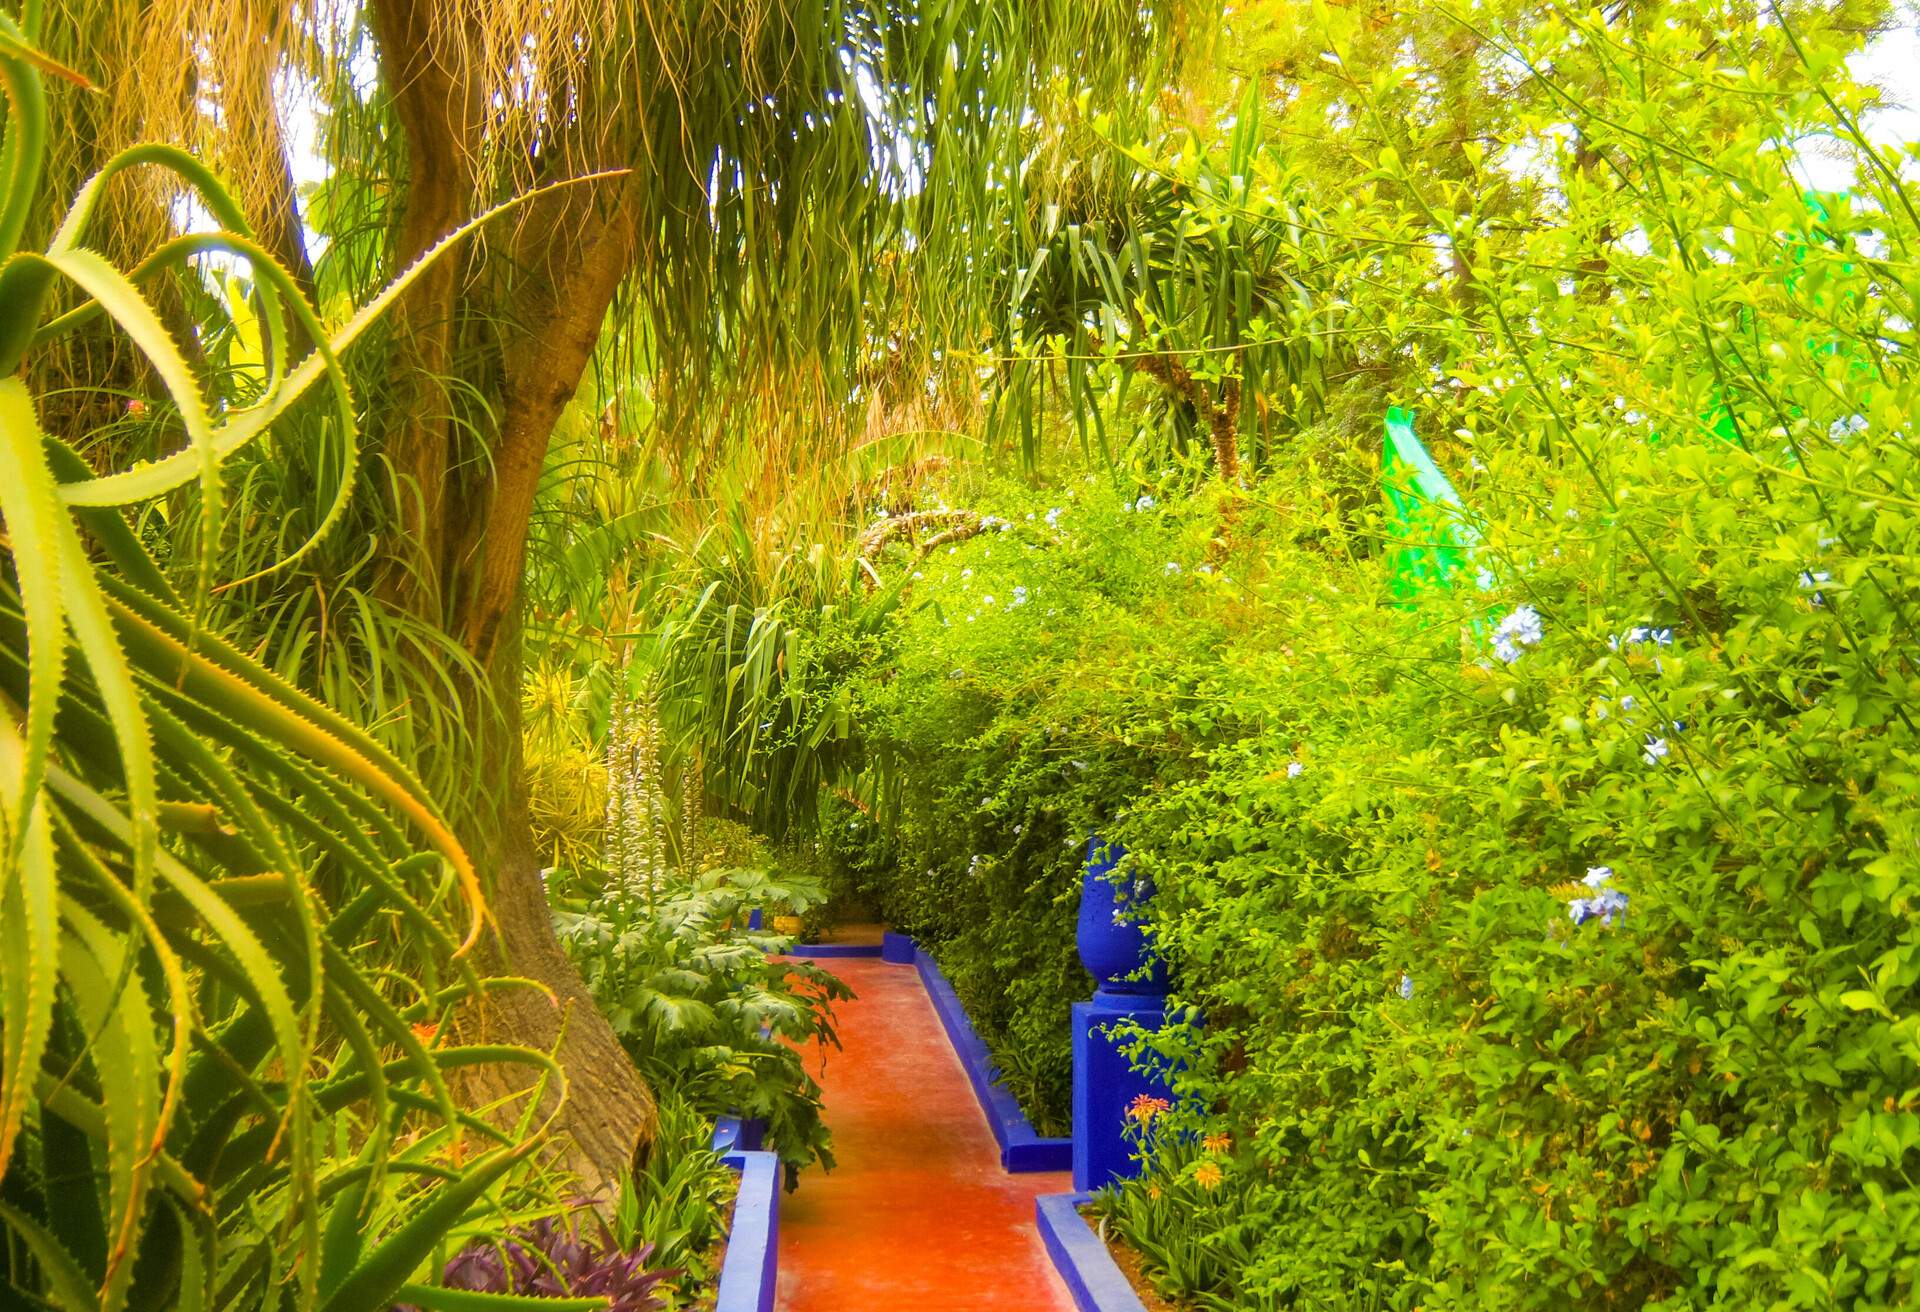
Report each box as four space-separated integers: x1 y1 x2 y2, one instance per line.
1072 836 1176 1191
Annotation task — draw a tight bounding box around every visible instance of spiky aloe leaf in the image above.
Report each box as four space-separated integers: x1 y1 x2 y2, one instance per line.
0 1201 100 1310
316 1140 544 1312
0 378 67 862
0 723 56 1182
58 896 162 1312
59 170 629 511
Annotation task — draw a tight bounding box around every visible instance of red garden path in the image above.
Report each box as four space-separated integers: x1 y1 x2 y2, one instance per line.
775 952 1078 1311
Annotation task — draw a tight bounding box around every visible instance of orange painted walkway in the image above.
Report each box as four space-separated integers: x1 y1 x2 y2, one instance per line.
776 956 1077 1311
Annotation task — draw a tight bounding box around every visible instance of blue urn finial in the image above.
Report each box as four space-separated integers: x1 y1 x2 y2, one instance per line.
1076 835 1167 994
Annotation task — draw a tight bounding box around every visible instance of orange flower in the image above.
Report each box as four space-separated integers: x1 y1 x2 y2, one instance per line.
1202 1132 1232 1155
1193 1161 1224 1191
411 1020 439 1046
1127 1095 1172 1125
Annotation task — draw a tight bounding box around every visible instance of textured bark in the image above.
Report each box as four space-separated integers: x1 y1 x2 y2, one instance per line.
369 0 478 615
1135 350 1241 483
456 618 657 1191
371 0 656 1197
449 183 640 668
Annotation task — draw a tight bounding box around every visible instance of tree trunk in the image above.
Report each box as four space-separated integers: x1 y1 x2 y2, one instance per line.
371 0 655 1196
444 182 653 1192
456 614 657 1191
1136 350 1241 483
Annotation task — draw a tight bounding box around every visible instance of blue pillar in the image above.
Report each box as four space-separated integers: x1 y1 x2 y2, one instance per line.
1072 990 1173 1191
1071 836 1175 1193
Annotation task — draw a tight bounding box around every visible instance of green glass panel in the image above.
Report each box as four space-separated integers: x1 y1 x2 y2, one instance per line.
1382 406 1474 599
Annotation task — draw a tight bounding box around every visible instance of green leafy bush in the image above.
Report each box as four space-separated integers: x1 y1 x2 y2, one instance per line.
828 474 1242 1130
762 6 1920 1308
556 866 851 1176
1087 8 1920 1310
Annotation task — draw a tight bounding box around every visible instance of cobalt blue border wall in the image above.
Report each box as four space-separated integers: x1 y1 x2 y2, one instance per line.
1036 1192 1148 1312
714 1150 780 1312
910 941 1073 1172
710 1115 765 1153
785 941 883 959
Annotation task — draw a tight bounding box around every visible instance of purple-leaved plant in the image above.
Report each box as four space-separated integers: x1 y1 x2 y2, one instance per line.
396 1209 680 1312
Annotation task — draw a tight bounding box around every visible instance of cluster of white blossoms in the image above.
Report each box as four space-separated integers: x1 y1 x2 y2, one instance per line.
605 676 670 899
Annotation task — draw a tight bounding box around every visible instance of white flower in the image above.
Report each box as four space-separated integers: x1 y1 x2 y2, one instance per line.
1642 736 1669 766
1828 414 1868 442
961 568 973 579
1164 561 1181 575
1583 866 1614 888
982 594 996 606
1136 494 1156 510
1491 605 1544 663
1286 761 1304 779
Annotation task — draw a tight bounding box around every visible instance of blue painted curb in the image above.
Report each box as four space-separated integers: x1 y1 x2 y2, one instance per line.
881 930 916 964
1036 1192 1148 1312
786 941 884 958
714 1150 780 1312
710 1115 766 1153
914 947 1073 1172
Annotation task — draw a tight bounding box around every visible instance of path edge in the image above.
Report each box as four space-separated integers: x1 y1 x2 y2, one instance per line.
715 1150 781 1312
1036 1192 1150 1312
906 936 1074 1172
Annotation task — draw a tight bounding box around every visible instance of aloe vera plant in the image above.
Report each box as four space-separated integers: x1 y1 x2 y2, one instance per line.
0 17 591 1311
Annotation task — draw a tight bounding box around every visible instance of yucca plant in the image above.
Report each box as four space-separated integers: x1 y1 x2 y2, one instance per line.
0 18 600 1310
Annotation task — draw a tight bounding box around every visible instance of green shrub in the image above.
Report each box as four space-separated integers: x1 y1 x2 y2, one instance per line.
799 7 1920 1307
1089 6 1920 1305
556 865 851 1176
